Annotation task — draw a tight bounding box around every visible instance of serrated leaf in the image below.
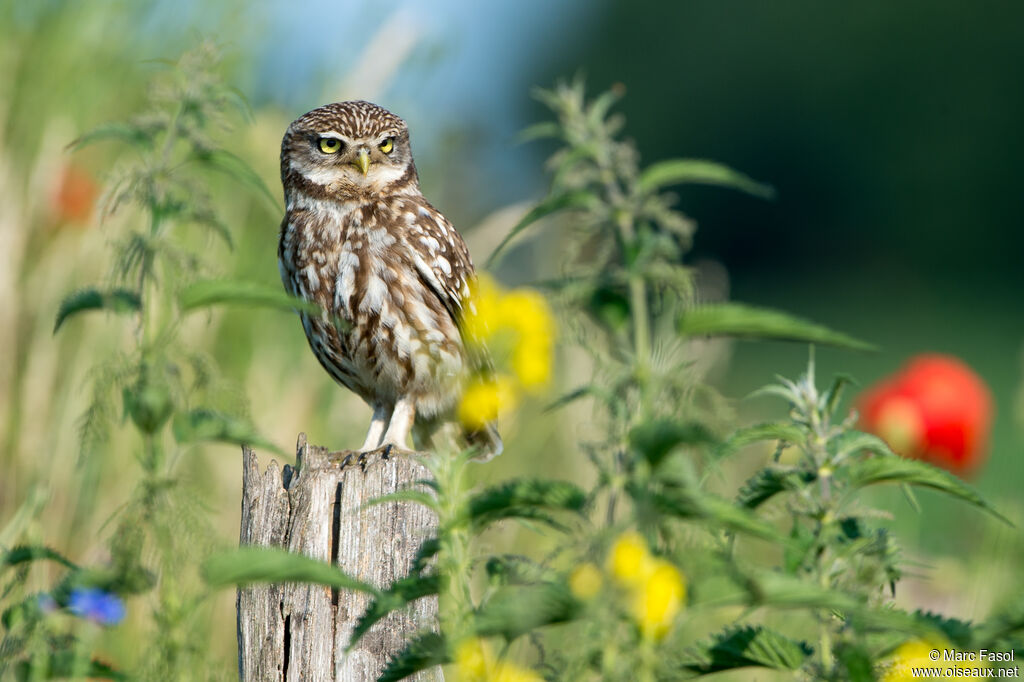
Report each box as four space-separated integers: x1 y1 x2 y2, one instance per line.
378 631 448 682
190 148 281 212
737 467 814 509
835 643 875 682
2 546 78 570
67 122 155 152
629 419 717 468
172 409 283 455
679 303 876 351
717 422 807 459
54 288 141 332
179 279 320 315
466 479 586 531
828 430 897 462
638 158 775 199
411 537 440 572
485 191 595 268
485 555 552 586
203 547 377 594
647 487 784 542
676 625 812 673
843 456 1008 524
910 610 975 649
347 574 439 651
473 582 578 640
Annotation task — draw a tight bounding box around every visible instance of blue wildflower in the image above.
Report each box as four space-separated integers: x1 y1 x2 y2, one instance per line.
67 587 125 626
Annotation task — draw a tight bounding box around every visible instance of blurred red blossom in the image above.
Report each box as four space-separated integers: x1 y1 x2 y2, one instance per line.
51 163 98 225
857 354 993 477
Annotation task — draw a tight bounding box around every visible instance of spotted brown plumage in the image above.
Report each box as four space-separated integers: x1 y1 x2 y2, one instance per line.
278 101 501 457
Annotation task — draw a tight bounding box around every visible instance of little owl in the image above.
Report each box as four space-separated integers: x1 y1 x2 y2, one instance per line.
278 101 501 458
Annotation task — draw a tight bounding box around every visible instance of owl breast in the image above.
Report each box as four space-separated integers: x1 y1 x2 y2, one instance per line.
279 197 467 418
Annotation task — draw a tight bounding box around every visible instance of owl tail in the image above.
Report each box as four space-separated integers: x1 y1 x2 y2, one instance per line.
464 422 503 461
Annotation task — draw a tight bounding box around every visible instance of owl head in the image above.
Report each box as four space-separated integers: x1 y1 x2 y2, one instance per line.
281 101 418 201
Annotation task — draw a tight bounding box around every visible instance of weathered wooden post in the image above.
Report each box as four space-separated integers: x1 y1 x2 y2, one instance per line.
237 434 441 681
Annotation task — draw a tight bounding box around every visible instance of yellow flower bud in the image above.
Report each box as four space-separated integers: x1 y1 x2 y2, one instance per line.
568 562 603 600
607 531 654 587
631 559 686 640
457 375 518 430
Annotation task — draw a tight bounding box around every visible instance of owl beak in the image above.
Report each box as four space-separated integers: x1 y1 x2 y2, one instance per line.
353 148 371 176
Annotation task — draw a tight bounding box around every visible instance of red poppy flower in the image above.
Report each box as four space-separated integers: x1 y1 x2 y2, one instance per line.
857 355 993 477
52 164 97 224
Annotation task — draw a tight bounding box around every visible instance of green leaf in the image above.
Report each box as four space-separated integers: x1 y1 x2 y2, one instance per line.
179 279 320 315
743 571 861 612
647 487 784 542
629 419 717 468
517 121 561 143
910 610 975 649
362 490 439 513
679 303 876 351
411 537 440 573
172 409 283 455
347 574 439 651
835 643 875 682
843 456 1009 524
378 632 448 682
473 582 579 640
485 191 594 268
675 625 812 673
54 288 141 333
203 547 378 594
737 467 815 509
466 479 586 531
485 555 553 586
823 373 857 418
638 158 775 199
717 422 807 459
2 546 78 570
190 148 281 212
67 122 155 151
828 430 898 462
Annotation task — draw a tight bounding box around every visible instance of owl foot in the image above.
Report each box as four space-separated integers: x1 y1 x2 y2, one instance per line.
371 443 416 460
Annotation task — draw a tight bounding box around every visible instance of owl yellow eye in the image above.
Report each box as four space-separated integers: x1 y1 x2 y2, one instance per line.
379 137 394 154
318 137 342 154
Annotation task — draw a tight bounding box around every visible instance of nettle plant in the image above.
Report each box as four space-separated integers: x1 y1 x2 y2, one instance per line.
0 45 298 680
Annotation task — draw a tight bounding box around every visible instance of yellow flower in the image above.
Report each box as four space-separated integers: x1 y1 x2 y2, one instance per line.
512 343 551 391
880 639 984 681
607 531 655 587
463 275 505 347
463 274 555 390
457 375 518 430
568 562 603 600
454 638 492 679
630 559 686 640
454 638 542 682
605 531 687 639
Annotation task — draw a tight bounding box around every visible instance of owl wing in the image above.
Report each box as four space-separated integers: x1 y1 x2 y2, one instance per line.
406 201 503 459
406 201 474 328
